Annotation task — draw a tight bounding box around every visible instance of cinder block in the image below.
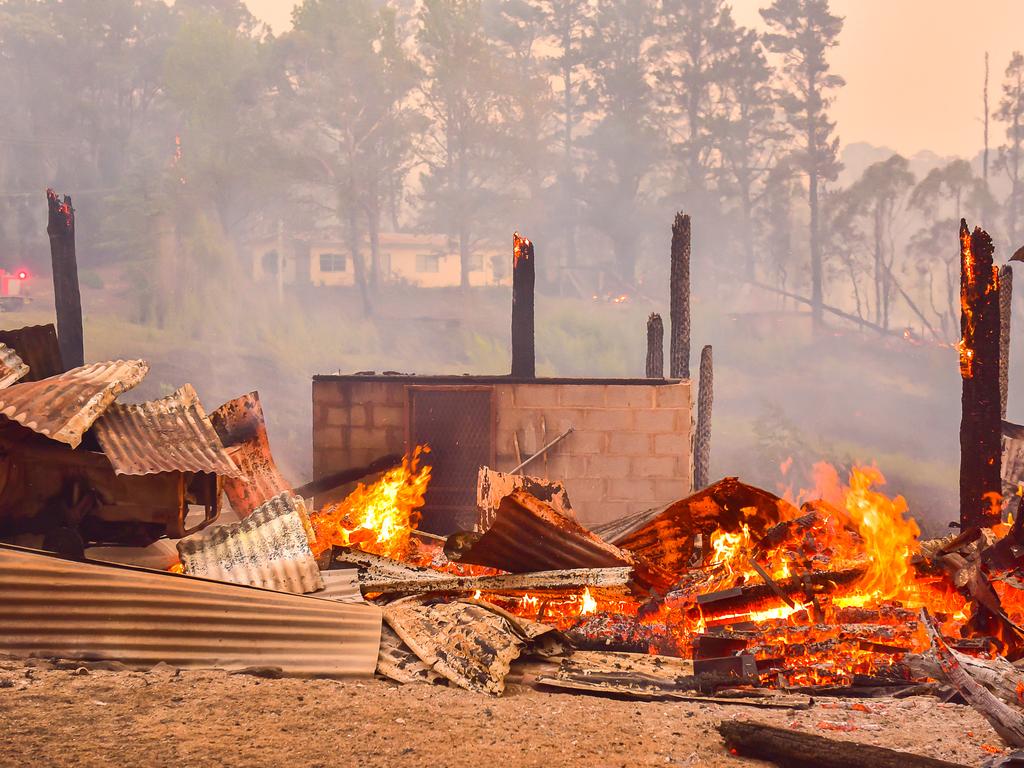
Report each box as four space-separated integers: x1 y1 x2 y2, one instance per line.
654 433 689 456
608 432 652 456
605 386 656 408
372 404 405 429
313 382 347 407
631 455 677 479
349 427 389 455
563 478 607 503
325 406 349 427
558 385 607 408
634 409 678 433
655 382 692 408
568 430 606 454
513 384 562 407
547 453 590 480
580 408 633 432
586 454 631 478
607 477 658 501
316 427 345 449
654 478 690 501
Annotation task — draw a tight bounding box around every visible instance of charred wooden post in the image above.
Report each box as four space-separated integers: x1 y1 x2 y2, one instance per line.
694 344 713 489
45 189 84 369
718 720 971 768
1000 264 1013 419
670 213 691 379
511 232 535 378
959 220 1002 529
646 313 664 378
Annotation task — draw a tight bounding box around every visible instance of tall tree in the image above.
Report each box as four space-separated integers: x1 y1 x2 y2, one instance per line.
760 0 844 330
996 51 1024 248
283 0 420 312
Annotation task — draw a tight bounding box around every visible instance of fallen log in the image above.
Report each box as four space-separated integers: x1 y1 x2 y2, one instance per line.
360 566 632 596
536 675 812 708
718 720 971 768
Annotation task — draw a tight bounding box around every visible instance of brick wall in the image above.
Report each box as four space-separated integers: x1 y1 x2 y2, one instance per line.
312 376 693 528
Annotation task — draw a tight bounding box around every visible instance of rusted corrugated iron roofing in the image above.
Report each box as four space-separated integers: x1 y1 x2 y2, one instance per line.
210 391 291 516
0 343 29 389
92 383 241 477
0 359 149 448
177 492 323 594
0 324 63 381
0 544 381 677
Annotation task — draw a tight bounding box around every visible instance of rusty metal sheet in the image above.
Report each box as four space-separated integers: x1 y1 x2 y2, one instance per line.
0 544 381 677
177 492 323 594
376 623 448 686
0 343 28 389
210 391 290 516
0 324 63 381
383 597 526 695
92 383 241 477
315 568 365 604
0 359 149 448
477 466 574 532
613 478 800 576
449 489 674 592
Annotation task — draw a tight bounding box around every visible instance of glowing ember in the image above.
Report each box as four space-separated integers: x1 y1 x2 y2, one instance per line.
308 446 431 559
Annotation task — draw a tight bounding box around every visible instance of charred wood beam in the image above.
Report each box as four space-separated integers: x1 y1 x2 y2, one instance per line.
646 313 664 378
359 566 632 596
718 720 971 768
295 453 401 499
45 189 84 369
694 344 713 489
1000 264 1013 419
959 220 1002 529
511 233 535 378
670 213 691 378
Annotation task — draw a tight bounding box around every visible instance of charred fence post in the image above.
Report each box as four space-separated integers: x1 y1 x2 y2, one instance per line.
670 213 691 379
959 219 1002 529
646 313 664 378
1000 264 1013 419
694 344 713 490
511 233 535 378
45 189 84 369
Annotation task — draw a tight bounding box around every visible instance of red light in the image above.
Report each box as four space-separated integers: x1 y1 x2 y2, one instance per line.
16 271 26 280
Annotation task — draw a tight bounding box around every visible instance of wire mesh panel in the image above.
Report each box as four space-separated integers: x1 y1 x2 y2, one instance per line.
407 386 494 534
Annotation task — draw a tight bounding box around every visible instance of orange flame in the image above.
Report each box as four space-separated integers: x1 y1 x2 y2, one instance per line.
309 446 431 559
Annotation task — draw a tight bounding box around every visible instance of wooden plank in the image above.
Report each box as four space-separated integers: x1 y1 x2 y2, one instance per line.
361 566 632 596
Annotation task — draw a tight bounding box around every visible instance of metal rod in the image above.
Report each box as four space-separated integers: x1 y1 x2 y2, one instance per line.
510 426 574 474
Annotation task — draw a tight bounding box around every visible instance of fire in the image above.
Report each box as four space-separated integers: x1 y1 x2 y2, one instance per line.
309 446 431 559
580 587 597 615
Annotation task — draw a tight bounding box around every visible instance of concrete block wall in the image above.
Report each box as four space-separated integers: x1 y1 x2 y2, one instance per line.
312 376 693 528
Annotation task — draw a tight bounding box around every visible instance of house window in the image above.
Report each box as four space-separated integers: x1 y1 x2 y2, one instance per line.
416 253 440 273
319 253 347 272
466 253 483 271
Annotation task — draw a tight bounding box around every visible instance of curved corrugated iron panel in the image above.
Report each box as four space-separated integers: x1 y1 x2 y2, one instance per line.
0 359 149 448
0 544 381 677
210 391 291 516
177 492 323 594
92 383 241 477
0 324 63 381
0 342 29 389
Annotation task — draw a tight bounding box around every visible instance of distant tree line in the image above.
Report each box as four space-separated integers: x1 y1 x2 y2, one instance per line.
0 0 1022 330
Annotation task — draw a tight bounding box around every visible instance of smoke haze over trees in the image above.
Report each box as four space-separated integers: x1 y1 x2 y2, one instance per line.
2 0 1024 527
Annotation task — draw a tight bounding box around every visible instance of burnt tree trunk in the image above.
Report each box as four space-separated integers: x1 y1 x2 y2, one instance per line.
694 344 713 490
718 720 970 768
959 219 1002 529
511 233 535 378
1000 264 1013 419
45 189 83 369
646 313 664 378
670 213 691 379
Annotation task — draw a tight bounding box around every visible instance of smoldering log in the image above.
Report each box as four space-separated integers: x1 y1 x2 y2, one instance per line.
45 189 84 369
359 566 633 596
693 344 713 489
646 313 664 378
511 232 535 378
718 720 971 768
670 213 691 379
959 220 1002 529
1000 264 1013 419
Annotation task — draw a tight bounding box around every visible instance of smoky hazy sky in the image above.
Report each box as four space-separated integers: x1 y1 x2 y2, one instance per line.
243 0 1024 160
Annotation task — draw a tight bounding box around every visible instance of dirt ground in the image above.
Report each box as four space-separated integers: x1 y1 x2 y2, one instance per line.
0 655 1010 768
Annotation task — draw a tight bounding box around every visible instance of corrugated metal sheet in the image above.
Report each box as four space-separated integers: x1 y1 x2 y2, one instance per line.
0 359 149 448
210 391 290 516
0 324 63 381
590 503 672 545
0 544 381 677
177 492 323 594
315 568 365 603
0 342 29 389
92 383 241 477
453 490 674 591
